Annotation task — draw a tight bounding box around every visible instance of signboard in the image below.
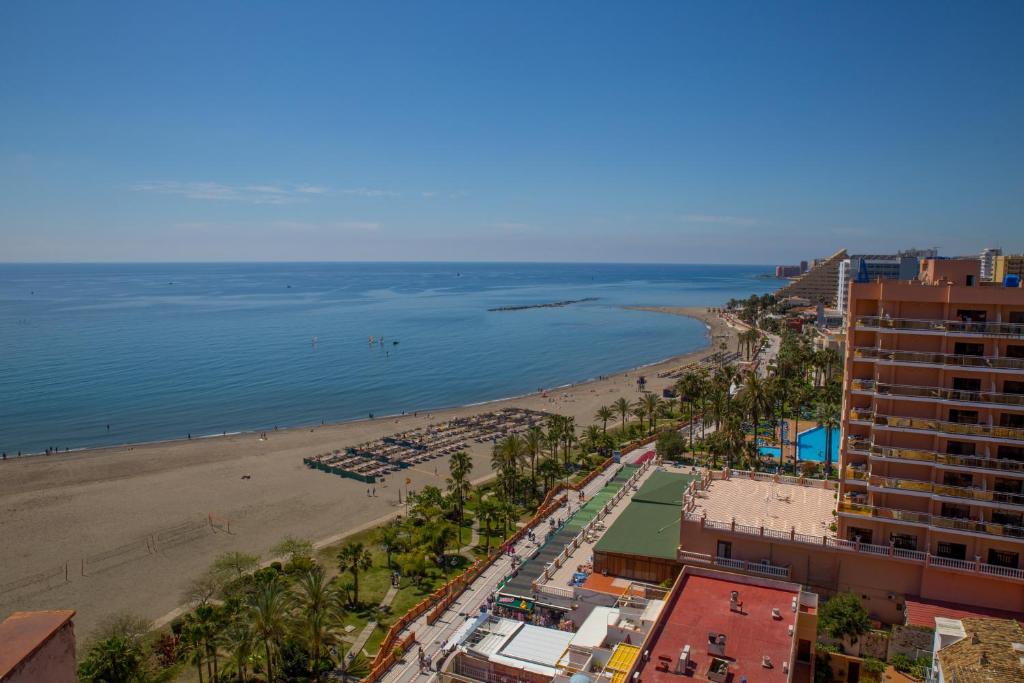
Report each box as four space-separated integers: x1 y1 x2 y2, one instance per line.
496 595 534 612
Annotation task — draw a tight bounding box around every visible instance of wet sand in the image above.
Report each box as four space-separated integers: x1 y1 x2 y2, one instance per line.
0 306 736 638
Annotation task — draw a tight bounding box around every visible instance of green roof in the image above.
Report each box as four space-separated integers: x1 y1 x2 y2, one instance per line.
632 470 696 506
594 500 682 560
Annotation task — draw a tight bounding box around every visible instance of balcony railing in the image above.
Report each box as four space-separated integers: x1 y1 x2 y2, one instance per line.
850 379 1024 408
855 316 1024 339
853 347 1024 371
867 412 1024 442
845 466 869 480
681 511 1024 581
867 474 1024 506
867 442 1024 474
836 501 1024 538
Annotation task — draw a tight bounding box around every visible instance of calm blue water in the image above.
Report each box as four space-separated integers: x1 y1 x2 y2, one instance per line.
0 262 776 455
758 426 840 463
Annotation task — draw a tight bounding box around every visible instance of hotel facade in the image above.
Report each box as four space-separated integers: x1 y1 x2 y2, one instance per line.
674 257 1024 621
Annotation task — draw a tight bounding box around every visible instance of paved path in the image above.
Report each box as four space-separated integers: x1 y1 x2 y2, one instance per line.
350 585 401 657
381 445 652 683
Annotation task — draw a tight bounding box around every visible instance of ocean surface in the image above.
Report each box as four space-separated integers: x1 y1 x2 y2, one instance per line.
0 262 777 455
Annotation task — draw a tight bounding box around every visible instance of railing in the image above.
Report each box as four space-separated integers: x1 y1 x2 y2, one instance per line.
837 501 1024 538
854 346 1024 371
851 379 1024 408
868 443 1024 473
867 475 1024 506
680 511 1024 581
869 412 1024 442
854 316 1024 339
845 466 869 481
847 438 871 454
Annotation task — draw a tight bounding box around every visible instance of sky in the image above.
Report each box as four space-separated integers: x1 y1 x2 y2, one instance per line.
1 2 1022 264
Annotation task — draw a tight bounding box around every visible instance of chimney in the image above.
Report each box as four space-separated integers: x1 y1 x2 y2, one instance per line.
772 607 782 620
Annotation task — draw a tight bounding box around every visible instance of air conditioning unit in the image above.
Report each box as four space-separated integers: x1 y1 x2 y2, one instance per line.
771 607 782 620
762 655 773 668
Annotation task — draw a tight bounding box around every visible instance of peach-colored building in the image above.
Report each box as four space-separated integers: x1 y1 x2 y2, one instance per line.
0 610 77 683
674 258 1024 622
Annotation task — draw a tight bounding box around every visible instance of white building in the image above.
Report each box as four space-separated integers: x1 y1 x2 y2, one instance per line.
836 254 920 314
981 247 1003 281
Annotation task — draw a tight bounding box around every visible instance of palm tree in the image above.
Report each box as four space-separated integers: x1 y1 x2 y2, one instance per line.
524 426 545 494
595 406 614 434
676 371 703 449
223 619 255 683
538 458 562 494
581 425 603 458
477 497 499 554
560 417 576 467
78 636 145 683
181 603 223 683
631 406 646 434
336 542 373 605
376 519 403 570
641 392 662 434
293 566 344 682
739 371 772 456
419 521 457 575
248 578 289 683
814 398 841 477
447 451 473 541
613 397 632 433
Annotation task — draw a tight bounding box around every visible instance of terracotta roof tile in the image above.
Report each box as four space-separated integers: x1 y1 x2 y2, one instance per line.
937 618 1024 683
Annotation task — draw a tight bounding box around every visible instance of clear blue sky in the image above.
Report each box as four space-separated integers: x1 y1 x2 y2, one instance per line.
1 2 1022 263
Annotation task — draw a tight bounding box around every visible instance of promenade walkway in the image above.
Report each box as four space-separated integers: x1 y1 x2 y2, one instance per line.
379 447 653 683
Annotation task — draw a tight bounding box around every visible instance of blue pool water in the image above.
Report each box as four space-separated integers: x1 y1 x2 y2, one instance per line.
758 426 840 462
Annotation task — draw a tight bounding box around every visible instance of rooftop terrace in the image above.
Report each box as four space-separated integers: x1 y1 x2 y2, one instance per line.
687 474 837 538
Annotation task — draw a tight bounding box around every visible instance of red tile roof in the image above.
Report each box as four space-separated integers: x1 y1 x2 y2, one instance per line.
638 572 798 683
903 598 1024 629
0 610 76 679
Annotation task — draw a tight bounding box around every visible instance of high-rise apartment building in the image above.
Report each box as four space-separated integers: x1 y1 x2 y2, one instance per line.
836 254 920 313
980 247 1003 281
993 254 1024 284
839 258 1024 581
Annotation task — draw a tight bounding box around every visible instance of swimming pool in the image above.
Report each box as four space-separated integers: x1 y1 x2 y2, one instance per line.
758 426 839 462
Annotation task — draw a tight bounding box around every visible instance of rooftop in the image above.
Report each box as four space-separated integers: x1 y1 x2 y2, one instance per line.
936 617 1024 683
688 476 836 537
904 597 1024 629
594 471 695 560
635 568 801 683
462 616 575 677
0 610 76 680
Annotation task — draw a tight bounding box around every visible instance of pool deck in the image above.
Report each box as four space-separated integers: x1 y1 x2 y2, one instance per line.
757 421 838 464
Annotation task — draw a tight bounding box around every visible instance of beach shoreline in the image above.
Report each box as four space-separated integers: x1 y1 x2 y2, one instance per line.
0 305 737 638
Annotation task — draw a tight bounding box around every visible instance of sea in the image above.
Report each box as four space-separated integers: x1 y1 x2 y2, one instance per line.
0 262 777 455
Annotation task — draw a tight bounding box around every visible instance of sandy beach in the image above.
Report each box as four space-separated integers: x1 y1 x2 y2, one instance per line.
0 306 737 638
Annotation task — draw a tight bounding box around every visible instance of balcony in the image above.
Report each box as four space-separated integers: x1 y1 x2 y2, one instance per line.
850 379 1024 409
847 437 871 455
868 442 1024 475
836 501 1024 539
867 474 1024 507
866 411 1024 443
854 346 1024 372
845 464 869 481
855 316 1024 339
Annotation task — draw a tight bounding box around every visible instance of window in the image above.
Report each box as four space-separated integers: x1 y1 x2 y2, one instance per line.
941 503 970 519
987 549 1019 569
1004 381 1024 395
966 275 975 287
890 533 918 551
847 527 873 544
716 540 732 559
1000 413 1024 429
937 542 967 560
954 342 985 356
1007 345 1024 359
1010 312 1024 324
949 409 979 424
998 446 1024 462
953 377 982 392
956 309 987 322
943 472 973 488
992 511 1024 528
994 478 1022 495
947 441 976 456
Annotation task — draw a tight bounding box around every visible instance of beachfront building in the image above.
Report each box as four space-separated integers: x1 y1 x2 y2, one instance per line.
980 247 1003 282
775 249 848 306
993 254 1024 285
835 254 920 314
839 256 1024 604
0 610 77 683
620 567 818 683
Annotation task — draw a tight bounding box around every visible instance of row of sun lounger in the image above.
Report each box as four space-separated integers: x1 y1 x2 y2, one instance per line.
657 350 739 380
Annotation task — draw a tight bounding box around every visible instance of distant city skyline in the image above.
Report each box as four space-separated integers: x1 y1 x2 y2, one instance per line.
1 2 1022 263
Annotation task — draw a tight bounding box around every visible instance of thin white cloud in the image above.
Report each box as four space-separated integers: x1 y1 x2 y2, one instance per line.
296 185 328 194
421 191 437 198
677 214 760 227
132 181 310 205
339 187 398 198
